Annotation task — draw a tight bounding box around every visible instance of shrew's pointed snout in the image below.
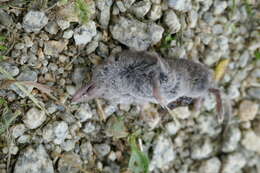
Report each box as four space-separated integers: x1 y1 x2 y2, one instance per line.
71 83 97 103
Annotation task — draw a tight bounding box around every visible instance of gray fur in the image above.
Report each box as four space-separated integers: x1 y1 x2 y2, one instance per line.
72 50 214 106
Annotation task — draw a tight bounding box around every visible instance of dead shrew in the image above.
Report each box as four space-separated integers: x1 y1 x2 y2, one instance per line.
72 50 224 122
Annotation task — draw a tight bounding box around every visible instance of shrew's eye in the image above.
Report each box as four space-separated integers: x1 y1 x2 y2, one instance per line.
160 73 168 83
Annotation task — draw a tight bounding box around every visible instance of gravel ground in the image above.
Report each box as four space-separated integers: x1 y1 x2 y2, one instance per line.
0 0 259 173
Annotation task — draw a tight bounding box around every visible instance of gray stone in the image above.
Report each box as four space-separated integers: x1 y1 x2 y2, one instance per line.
75 103 93 122
44 40 68 56
188 10 198 28
0 62 19 80
214 1 227 15
53 121 69 144
63 30 74 39
199 157 221 173
131 0 151 18
247 87 260 99
149 136 175 170
110 17 164 50
0 9 13 27
23 11 48 33
73 21 97 45
197 114 221 137
221 152 246 173
164 10 181 34
239 100 259 121
96 0 113 28
222 127 241 153
166 121 181 135
45 21 59 35
14 145 54 173
123 0 136 9
148 4 162 21
94 144 111 157
116 1 127 12
57 19 70 30
191 138 213 160
14 43 25 50
168 0 192 12
242 130 260 154
11 124 27 139
58 152 82 173
23 108 46 129
10 69 38 97
82 122 96 134
61 140 77 152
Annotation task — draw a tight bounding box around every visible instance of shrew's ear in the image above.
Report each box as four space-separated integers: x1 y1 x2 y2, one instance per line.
71 83 99 103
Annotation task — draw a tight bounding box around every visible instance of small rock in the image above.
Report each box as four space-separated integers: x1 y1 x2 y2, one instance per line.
241 130 260 154
164 10 181 34
247 87 260 100
72 67 87 85
221 152 246 173
54 121 69 144
96 0 113 28
44 40 68 56
14 145 54 173
75 103 93 122
0 9 13 27
11 124 27 139
239 100 259 121
58 152 82 173
191 138 213 160
17 135 30 144
197 114 221 137
61 140 77 152
63 30 74 39
14 43 25 50
94 144 111 157
199 157 221 173
148 4 162 21
105 116 128 138
0 62 19 80
168 0 192 12
110 17 164 50
149 136 175 170
73 21 97 45
188 10 198 28
165 121 181 135
57 19 70 30
104 104 118 117
222 126 241 152
116 1 127 12
123 0 136 9
119 104 131 112
23 108 46 129
82 122 96 134
10 69 37 97
214 1 227 15
131 0 151 18
45 21 59 35
172 107 191 119
23 11 48 33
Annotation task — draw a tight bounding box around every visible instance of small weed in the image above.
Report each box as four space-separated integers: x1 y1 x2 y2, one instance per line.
75 0 90 24
244 0 255 17
255 51 260 60
161 33 176 49
0 97 21 135
128 135 149 173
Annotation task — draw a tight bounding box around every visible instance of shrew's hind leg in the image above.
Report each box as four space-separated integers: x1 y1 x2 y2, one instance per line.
209 88 224 123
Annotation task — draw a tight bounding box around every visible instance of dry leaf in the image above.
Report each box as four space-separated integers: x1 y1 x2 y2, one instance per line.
214 59 230 81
